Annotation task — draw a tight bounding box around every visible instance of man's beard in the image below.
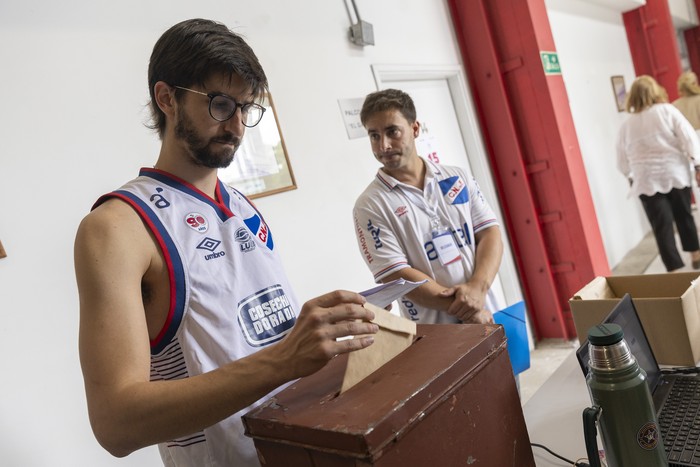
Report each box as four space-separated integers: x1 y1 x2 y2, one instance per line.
174 107 241 169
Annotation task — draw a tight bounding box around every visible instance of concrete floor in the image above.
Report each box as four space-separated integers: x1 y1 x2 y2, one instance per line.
518 337 579 405
518 220 700 405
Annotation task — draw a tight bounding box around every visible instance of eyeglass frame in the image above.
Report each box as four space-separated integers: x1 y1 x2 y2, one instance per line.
172 85 266 128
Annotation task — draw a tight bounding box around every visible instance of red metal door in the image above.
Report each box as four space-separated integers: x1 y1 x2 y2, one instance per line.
447 0 611 339
623 0 683 101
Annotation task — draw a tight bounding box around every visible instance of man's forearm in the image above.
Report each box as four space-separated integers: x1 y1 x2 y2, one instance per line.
381 268 452 311
381 227 502 314
470 226 503 293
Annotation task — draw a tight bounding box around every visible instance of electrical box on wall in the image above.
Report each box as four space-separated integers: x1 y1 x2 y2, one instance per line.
350 20 374 46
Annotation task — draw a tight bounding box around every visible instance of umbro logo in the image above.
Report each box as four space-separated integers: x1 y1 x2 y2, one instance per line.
394 206 408 217
197 237 226 260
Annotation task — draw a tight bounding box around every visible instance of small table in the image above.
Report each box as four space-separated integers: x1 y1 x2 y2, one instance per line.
523 352 592 466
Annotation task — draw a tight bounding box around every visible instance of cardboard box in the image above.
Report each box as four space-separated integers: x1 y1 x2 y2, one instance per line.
243 324 534 466
570 272 700 366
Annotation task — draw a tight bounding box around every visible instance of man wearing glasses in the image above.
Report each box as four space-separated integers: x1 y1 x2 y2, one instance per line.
74 18 377 467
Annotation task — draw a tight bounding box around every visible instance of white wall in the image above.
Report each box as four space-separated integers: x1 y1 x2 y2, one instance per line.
0 1 464 465
545 0 650 267
669 0 699 28
0 0 650 465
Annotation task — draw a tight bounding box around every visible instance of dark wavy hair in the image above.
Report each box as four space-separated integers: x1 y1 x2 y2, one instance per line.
360 88 417 126
147 18 268 137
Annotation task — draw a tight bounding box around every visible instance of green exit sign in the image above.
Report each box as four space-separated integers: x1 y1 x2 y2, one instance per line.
540 51 561 75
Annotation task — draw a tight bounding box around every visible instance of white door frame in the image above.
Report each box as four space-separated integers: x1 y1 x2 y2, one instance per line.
371 64 523 306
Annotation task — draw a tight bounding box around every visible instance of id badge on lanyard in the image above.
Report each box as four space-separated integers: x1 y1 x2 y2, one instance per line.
401 178 462 266
431 218 461 266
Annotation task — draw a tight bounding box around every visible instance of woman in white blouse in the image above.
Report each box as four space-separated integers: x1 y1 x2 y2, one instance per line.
617 75 700 271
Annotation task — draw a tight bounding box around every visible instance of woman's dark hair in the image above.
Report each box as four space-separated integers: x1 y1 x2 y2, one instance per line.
147 18 268 137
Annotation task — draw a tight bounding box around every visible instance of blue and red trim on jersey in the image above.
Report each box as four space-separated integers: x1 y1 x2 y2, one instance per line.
139 168 235 222
137 168 274 249
375 171 395 191
99 190 188 355
473 219 498 233
373 261 409 281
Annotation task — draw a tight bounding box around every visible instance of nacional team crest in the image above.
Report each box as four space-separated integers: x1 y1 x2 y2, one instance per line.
244 213 274 250
185 213 208 233
438 176 469 204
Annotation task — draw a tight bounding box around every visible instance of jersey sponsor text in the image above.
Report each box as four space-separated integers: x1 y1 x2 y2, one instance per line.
238 285 296 347
366 219 383 249
355 215 373 263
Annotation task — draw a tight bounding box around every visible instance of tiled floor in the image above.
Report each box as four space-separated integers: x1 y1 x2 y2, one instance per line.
518 216 700 405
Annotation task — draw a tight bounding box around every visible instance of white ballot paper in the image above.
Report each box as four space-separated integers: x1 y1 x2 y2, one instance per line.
359 278 427 308
340 302 417 393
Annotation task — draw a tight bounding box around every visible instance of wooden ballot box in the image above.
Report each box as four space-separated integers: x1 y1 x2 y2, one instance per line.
243 324 535 466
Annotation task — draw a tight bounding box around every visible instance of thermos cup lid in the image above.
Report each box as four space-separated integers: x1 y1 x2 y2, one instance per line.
587 323 624 346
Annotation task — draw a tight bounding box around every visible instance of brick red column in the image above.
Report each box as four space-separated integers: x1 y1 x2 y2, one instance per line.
685 26 700 76
447 0 610 339
692 1 700 76
623 0 683 100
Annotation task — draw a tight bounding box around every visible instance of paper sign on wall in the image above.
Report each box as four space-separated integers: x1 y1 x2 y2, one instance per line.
415 121 442 164
338 98 367 140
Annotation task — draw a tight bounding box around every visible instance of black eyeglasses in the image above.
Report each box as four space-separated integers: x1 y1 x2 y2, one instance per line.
173 85 266 127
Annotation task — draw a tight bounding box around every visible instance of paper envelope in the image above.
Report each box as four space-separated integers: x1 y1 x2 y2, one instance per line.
340 302 417 393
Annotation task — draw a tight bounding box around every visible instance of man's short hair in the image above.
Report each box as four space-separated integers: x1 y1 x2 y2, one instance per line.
360 89 417 126
147 18 268 137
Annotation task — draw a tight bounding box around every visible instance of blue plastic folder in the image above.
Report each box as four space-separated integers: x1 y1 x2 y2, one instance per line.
492 301 530 375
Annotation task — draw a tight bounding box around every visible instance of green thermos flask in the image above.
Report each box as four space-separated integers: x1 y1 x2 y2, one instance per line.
582 323 668 467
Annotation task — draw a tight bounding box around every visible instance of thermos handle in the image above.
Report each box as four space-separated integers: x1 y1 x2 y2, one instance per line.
583 406 602 467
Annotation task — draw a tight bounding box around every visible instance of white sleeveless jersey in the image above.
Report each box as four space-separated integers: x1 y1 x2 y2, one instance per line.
95 168 299 467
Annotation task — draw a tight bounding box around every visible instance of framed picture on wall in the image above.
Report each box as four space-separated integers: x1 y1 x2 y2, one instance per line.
218 93 297 199
611 75 627 112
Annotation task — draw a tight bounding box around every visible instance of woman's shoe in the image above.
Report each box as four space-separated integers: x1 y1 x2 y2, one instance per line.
692 251 700 269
